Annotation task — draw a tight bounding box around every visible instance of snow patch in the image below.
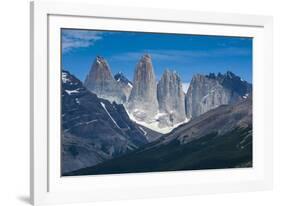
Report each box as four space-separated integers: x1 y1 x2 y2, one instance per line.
182 82 190 93
100 102 121 129
65 89 80 95
75 98 80 104
243 93 249 99
62 72 71 83
65 119 98 131
85 119 98 125
154 112 168 119
138 126 147 135
125 108 189 134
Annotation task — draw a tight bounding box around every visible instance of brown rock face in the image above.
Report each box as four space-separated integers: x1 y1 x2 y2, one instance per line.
127 54 159 121
84 56 126 103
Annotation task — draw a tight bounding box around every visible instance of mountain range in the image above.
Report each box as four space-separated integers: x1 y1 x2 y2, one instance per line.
83 55 251 133
62 53 252 175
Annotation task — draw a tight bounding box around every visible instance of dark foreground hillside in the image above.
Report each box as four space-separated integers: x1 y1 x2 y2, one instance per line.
66 126 252 176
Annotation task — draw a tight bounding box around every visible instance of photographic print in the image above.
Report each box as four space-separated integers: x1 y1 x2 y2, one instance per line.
61 29 253 176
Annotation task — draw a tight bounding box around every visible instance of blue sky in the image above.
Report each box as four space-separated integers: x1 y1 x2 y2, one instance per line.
61 29 252 83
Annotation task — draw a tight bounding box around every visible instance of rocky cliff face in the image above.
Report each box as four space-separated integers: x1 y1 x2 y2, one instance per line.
84 56 126 104
185 71 252 119
127 54 159 121
157 69 186 127
62 70 148 174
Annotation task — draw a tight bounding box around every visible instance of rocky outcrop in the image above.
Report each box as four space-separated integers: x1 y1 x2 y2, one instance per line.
185 71 252 119
157 69 186 127
62 70 148 174
127 54 159 121
84 56 126 104
114 72 133 101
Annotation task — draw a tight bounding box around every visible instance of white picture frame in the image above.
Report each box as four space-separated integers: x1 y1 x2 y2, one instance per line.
30 1 273 205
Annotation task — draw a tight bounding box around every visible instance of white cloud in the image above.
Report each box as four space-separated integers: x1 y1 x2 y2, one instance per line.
62 29 103 53
109 47 251 63
109 50 205 62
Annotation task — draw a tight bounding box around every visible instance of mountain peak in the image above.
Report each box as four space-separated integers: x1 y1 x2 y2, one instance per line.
225 71 236 79
96 55 104 60
192 73 207 81
94 55 108 67
205 71 238 80
142 53 151 59
114 72 132 84
116 71 123 75
84 56 126 103
163 69 171 74
85 56 113 83
163 69 179 75
114 72 133 87
127 53 158 121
